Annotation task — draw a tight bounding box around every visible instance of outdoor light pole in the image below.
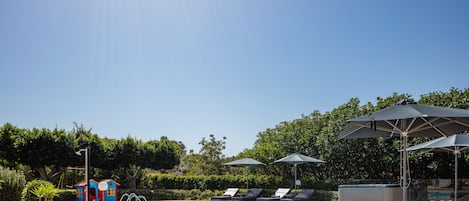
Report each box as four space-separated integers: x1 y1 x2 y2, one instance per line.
76 147 90 201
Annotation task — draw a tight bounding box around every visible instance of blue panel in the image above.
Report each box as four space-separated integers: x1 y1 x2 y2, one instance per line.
76 187 84 201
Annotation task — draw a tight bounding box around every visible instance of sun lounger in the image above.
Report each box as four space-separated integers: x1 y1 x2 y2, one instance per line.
256 188 291 201
458 194 469 201
211 188 240 201
280 189 315 201
231 188 264 201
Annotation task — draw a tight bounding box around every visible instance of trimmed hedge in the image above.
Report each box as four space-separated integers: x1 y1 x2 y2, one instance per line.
147 174 284 190
315 190 338 201
56 189 76 201
146 173 340 191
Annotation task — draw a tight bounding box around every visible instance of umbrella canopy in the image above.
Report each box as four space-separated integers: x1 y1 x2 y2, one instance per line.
224 158 266 167
407 134 469 201
273 153 324 189
407 134 469 152
338 99 469 201
273 153 324 164
339 100 469 139
224 158 266 189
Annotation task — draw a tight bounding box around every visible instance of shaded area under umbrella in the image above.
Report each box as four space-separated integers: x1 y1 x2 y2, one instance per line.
273 153 324 189
407 134 469 201
338 99 469 201
224 158 266 189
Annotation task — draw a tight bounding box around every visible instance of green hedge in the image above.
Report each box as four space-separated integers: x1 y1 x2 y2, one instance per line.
56 189 76 201
146 174 341 191
315 190 338 201
147 174 284 190
119 188 221 200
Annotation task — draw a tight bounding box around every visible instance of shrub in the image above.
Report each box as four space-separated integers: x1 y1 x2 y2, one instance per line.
314 190 338 201
55 189 76 201
30 182 59 201
0 167 26 201
22 180 51 201
23 180 65 201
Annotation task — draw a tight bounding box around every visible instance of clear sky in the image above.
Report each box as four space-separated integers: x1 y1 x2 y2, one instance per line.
1 0 468 156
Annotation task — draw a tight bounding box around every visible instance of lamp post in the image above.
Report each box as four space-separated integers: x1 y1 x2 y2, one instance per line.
76 148 90 201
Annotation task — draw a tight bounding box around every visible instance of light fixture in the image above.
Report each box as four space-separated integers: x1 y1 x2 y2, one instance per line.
75 149 86 156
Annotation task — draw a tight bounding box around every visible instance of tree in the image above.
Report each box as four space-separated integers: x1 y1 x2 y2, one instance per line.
12 127 78 183
0 123 109 184
185 134 227 175
1 123 182 189
71 123 109 169
108 136 180 191
0 123 23 167
144 137 181 169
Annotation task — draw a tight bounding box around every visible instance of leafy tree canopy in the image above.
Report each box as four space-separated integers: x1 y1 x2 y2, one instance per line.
0 123 181 189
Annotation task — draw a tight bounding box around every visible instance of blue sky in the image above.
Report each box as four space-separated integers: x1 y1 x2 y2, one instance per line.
1 0 468 156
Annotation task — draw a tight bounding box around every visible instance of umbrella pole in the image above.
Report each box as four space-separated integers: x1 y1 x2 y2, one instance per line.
247 167 250 189
455 149 459 201
401 134 409 201
294 164 297 189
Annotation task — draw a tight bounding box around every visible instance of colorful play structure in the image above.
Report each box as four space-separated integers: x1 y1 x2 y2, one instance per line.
75 179 147 201
75 179 120 201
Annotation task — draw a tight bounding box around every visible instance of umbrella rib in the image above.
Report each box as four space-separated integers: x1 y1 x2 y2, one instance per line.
342 123 370 137
384 120 403 134
454 119 469 128
407 117 437 133
439 117 469 128
460 147 469 152
410 117 448 136
375 126 400 133
439 147 455 152
351 123 369 132
405 118 417 133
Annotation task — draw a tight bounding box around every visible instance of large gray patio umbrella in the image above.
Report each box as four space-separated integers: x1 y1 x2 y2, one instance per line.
273 153 325 189
338 99 469 201
224 158 266 189
407 134 469 201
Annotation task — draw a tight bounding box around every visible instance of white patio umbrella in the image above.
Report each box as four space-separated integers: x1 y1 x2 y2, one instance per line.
272 153 324 189
407 134 469 201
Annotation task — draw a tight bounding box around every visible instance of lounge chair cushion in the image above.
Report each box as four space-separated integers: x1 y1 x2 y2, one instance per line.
280 189 315 201
274 188 291 198
211 188 240 200
224 188 239 196
232 188 264 201
256 188 291 201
